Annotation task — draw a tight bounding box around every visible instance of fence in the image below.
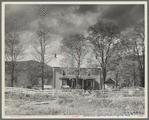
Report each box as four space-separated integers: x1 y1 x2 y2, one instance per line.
5 87 55 96
94 89 144 97
5 87 144 98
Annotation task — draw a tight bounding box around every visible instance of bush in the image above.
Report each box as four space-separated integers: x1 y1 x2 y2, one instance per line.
5 90 55 102
72 89 84 95
96 92 108 98
57 98 73 105
26 84 32 89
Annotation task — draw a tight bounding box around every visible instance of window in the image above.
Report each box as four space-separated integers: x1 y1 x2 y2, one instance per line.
62 80 67 85
62 70 66 76
88 81 91 86
87 80 92 87
88 73 91 76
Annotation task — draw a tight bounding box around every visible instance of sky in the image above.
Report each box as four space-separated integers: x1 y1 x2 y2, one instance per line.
5 4 144 67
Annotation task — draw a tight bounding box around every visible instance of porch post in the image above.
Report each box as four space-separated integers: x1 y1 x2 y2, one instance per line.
71 79 73 88
82 79 84 89
93 79 95 90
60 79 62 87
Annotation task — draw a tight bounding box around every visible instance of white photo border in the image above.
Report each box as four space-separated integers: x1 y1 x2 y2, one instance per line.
1 1 148 119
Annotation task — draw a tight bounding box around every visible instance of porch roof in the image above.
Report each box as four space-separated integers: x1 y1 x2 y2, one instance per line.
59 75 95 80
59 75 76 80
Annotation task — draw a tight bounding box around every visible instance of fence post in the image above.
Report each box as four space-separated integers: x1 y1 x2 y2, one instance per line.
54 89 56 97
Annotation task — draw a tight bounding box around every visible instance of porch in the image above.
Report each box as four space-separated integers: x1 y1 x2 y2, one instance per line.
59 76 95 90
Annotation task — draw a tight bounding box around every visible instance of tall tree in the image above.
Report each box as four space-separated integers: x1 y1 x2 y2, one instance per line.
134 22 145 87
61 33 88 88
119 22 145 87
32 22 53 90
5 32 24 87
88 20 120 89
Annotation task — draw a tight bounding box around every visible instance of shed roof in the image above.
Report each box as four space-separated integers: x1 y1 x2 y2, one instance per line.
105 78 115 84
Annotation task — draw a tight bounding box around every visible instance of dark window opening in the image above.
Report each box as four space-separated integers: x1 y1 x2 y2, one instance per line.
63 70 66 76
88 81 91 87
62 80 67 85
88 73 91 76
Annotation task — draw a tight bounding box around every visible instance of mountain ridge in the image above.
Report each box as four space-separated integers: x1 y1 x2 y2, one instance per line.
5 60 53 87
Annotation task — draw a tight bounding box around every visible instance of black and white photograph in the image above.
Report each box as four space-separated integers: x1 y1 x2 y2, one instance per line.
2 1 148 118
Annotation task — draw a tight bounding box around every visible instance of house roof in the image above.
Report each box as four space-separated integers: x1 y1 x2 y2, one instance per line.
55 67 101 76
105 78 115 84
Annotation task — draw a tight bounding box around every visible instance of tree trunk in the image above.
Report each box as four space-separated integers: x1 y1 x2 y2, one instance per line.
116 81 118 88
102 67 106 90
41 60 44 90
42 75 44 90
41 68 44 90
115 71 119 88
76 76 79 89
142 53 145 87
100 69 102 90
133 71 136 87
76 68 80 89
141 70 144 87
140 67 145 87
11 62 14 87
142 39 145 87
76 62 80 89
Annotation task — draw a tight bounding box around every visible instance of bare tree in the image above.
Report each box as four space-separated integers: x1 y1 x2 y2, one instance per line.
32 22 53 90
119 22 145 87
134 22 145 87
88 20 120 89
5 32 24 87
61 33 88 88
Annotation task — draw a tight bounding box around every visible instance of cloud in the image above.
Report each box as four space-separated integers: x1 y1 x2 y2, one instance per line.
5 4 145 62
100 5 144 31
5 4 144 35
75 5 99 14
5 5 38 33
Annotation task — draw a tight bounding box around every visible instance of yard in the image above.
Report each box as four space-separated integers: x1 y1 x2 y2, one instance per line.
4 87 145 117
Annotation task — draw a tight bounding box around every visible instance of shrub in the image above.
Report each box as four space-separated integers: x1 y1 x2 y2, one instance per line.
57 97 73 105
26 84 32 89
72 89 84 95
96 92 108 98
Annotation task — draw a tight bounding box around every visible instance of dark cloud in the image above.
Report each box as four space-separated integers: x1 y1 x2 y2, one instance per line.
4 4 145 62
5 4 144 36
75 5 99 14
100 5 144 31
5 12 28 34
5 5 60 33
5 5 38 33
5 5 78 34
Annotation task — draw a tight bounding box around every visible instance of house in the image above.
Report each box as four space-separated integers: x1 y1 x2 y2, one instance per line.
105 78 115 90
51 54 102 90
52 67 102 90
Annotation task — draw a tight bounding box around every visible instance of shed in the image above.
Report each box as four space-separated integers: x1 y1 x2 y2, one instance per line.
105 78 115 90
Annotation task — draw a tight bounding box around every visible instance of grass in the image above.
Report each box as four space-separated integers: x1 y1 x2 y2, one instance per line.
5 87 145 116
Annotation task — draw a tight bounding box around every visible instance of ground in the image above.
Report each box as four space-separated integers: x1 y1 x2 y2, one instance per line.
4 87 145 117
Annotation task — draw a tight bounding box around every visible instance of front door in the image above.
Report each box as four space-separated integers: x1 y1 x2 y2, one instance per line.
71 80 76 89
73 81 75 88
84 80 93 90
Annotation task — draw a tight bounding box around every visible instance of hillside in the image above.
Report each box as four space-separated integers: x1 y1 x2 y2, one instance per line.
5 60 53 87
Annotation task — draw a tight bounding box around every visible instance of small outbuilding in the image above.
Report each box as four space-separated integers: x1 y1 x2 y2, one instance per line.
105 78 115 90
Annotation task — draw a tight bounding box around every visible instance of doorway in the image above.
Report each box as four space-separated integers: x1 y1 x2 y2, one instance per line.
72 80 75 89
